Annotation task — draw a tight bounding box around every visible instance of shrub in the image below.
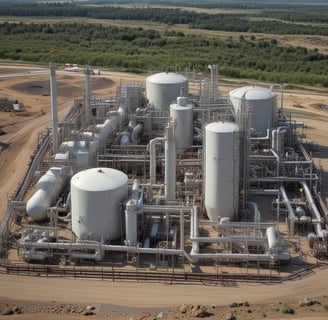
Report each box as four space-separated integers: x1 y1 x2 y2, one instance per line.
281 305 295 314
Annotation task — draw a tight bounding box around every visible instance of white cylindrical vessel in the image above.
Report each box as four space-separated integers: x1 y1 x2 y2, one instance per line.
71 168 128 241
26 167 68 221
165 122 176 201
266 226 278 252
125 199 138 245
170 97 193 152
229 86 276 135
204 122 240 221
146 72 188 111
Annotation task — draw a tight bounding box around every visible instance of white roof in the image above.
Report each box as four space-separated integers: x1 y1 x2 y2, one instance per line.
230 86 275 100
206 121 239 133
71 167 128 191
147 72 187 84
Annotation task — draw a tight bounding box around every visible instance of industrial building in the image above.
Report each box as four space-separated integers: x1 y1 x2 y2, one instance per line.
1 62 328 274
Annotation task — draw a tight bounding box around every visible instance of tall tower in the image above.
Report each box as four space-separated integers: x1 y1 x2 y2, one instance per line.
50 48 58 154
85 65 91 125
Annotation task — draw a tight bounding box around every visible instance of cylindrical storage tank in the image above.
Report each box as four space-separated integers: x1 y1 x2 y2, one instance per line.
26 167 68 221
170 97 193 152
125 199 138 245
146 72 188 111
229 86 276 135
204 122 239 221
71 168 128 241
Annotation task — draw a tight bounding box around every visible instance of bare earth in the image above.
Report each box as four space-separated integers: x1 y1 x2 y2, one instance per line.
1 64 328 319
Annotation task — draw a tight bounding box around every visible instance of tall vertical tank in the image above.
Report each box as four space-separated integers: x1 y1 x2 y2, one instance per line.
169 97 193 152
146 72 188 111
71 168 128 241
229 86 276 135
204 122 240 221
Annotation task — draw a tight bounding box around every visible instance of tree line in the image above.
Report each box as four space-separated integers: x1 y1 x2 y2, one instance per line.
0 3 328 35
1 22 327 87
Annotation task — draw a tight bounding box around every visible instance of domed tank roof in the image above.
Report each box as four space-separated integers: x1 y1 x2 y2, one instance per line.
147 72 187 84
206 121 239 133
71 167 128 191
229 86 275 100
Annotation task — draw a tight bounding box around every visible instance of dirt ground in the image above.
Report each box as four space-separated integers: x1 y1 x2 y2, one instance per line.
1 64 328 320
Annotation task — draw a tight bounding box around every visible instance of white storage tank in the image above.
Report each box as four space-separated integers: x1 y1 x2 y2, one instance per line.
71 168 128 241
26 167 68 221
169 97 193 152
204 122 240 221
146 72 188 111
229 86 276 135
125 199 138 245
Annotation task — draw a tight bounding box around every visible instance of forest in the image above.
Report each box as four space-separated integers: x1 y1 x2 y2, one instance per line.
0 1 327 87
1 3 328 35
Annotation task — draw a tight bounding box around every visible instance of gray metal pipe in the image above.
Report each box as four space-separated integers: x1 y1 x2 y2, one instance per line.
165 121 176 201
149 137 164 184
280 186 296 235
299 181 328 239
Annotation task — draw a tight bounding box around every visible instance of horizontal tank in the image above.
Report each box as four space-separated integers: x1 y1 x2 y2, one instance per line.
229 86 276 135
204 122 240 221
169 97 193 152
26 167 68 221
146 72 188 111
71 167 128 241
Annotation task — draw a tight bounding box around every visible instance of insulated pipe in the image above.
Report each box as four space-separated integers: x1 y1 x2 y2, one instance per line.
299 181 328 239
277 121 305 128
250 176 318 183
71 251 102 261
248 189 279 196
250 129 271 141
190 206 199 255
164 121 176 201
190 236 266 245
247 202 261 224
131 123 143 144
180 209 184 252
189 252 288 262
280 186 296 235
22 249 47 262
117 106 129 127
97 118 118 141
149 137 164 184
120 131 131 145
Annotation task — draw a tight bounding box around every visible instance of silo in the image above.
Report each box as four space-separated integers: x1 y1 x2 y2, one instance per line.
71 167 128 241
169 97 193 152
204 122 240 221
146 72 188 111
229 86 276 135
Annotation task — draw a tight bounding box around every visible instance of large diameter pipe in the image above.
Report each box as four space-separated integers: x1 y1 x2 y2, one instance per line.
299 181 328 239
149 137 164 184
280 186 296 235
165 121 176 201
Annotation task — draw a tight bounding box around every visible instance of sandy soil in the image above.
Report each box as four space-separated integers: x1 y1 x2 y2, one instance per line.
1 64 328 319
